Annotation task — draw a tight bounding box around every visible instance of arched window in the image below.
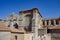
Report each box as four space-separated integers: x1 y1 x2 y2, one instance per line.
43 20 45 26
13 23 18 29
51 20 54 26
56 19 59 25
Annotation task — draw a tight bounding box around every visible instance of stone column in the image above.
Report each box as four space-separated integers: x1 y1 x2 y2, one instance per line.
45 20 47 26
54 19 56 26
48 20 51 26
33 10 38 40
10 22 14 28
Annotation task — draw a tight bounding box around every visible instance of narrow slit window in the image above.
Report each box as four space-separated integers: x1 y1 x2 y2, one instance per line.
56 20 59 25
51 20 54 26
15 35 17 40
43 21 45 26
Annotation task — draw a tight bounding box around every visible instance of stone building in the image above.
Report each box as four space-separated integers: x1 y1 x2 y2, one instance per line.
0 8 60 40
0 23 25 40
0 23 11 40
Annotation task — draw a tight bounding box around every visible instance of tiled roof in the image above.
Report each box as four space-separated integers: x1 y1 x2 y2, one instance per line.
0 23 25 33
19 8 38 13
10 28 25 33
49 25 60 29
0 23 9 31
19 8 42 17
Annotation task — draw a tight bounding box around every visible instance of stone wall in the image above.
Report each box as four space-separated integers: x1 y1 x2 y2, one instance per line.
0 31 11 40
24 33 33 40
38 29 47 36
11 33 24 40
18 13 32 31
51 33 60 40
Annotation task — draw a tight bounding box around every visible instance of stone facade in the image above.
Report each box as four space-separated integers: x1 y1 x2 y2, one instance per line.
24 33 33 40
11 33 24 40
0 8 60 40
0 31 11 40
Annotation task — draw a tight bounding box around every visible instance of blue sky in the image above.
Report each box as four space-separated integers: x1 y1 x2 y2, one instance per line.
0 0 60 19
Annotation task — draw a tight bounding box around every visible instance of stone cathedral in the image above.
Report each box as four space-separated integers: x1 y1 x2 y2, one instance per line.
0 8 60 40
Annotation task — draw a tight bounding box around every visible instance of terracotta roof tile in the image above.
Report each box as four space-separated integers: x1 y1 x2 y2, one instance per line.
0 24 9 31
0 23 25 33
19 8 42 17
49 25 60 29
10 28 25 33
19 8 38 13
